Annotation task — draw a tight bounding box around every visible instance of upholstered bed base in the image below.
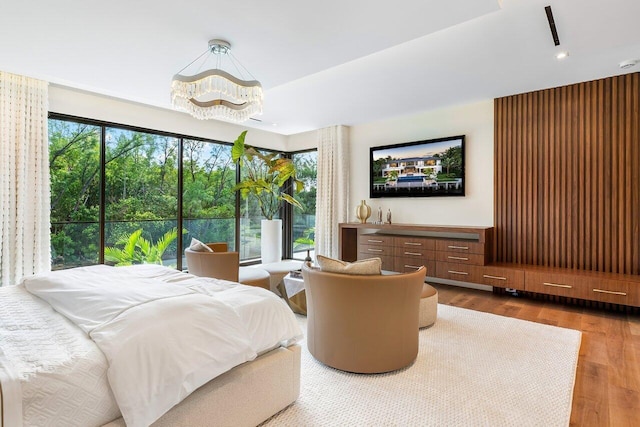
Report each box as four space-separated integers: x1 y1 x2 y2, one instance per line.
1 344 299 427
102 344 301 427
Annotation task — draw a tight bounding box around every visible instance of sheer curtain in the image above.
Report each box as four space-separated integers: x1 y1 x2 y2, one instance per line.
314 125 350 259
0 71 50 286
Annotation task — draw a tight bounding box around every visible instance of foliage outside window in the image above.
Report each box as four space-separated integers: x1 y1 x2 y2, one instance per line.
49 120 101 269
292 151 317 260
182 139 236 264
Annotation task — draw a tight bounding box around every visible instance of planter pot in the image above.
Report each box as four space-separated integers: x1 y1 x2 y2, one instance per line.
261 219 282 264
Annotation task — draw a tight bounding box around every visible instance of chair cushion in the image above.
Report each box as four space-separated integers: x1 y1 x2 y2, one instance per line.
316 255 382 275
189 238 213 252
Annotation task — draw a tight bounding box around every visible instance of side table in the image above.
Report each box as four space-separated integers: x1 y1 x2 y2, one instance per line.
280 273 307 315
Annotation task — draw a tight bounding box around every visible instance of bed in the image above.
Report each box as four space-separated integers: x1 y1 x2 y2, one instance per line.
0 264 302 427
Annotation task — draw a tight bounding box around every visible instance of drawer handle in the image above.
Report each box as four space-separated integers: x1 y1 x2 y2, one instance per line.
483 274 507 281
592 288 627 296
543 282 572 289
448 256 469 261
404 251 423 256
448 270 469 276
404 264 421 270
367 239 383 243
367 248 383 252
448 245 469 250
404 242 423 246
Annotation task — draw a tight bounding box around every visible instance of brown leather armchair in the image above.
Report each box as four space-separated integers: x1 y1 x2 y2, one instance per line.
184 243 239 282
302 263 426 374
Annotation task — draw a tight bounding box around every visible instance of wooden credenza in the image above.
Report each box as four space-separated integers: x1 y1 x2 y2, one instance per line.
339 222 640 308
339 222 493 278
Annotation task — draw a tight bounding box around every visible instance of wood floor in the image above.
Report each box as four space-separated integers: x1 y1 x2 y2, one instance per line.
433 284 640 427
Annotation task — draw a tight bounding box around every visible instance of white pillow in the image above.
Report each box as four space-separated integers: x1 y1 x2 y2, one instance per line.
316 255 382 275
189 237 214 252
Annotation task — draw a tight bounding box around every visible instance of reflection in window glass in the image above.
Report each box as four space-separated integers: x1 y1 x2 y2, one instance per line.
49 119 101 270
104 128 179 268
292 151 317 260
182 139 236 266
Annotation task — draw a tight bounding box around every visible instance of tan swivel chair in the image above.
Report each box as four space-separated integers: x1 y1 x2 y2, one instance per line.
185 243 239 281
302 263 426 374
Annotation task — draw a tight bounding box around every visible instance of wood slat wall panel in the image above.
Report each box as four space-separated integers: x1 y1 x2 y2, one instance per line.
494 73 640 274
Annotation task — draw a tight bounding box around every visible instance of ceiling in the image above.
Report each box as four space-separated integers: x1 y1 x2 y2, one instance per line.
1 0 639 135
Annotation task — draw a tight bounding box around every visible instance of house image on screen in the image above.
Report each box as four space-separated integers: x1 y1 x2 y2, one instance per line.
381 156 442 181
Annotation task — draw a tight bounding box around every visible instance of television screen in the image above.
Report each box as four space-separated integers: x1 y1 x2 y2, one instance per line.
370 135 465 198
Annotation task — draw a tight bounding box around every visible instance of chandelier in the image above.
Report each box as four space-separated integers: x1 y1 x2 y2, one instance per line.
171 39 263 122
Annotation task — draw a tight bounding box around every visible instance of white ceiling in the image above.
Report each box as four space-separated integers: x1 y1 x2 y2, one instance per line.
1 0 639 135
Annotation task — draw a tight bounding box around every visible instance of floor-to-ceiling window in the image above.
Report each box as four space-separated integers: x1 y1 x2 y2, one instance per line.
49 119 101 269
182 138 236 265
238 148 279 261
291 150 317 260
49 113 316 269
103 128 179 267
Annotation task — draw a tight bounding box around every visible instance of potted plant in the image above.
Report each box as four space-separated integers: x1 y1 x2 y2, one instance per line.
231 130 303 263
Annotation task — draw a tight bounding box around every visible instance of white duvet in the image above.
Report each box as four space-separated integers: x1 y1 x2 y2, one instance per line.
18 264 302 427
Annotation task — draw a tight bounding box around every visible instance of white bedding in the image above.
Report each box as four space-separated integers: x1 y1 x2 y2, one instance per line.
0 284 120 427
1 265 302 427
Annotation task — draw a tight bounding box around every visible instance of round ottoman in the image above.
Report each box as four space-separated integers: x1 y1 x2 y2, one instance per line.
238 267 271 290
419 283 438 328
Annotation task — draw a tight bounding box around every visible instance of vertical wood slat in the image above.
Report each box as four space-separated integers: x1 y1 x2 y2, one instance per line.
494 73 640 274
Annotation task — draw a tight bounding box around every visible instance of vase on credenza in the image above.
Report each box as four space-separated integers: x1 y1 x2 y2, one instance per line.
355 200 371 223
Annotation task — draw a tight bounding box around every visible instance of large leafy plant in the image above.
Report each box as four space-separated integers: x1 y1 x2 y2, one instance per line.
232 130 303 220
104 228 179 266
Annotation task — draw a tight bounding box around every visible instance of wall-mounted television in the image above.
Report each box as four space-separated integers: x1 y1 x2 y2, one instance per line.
370 135 465 198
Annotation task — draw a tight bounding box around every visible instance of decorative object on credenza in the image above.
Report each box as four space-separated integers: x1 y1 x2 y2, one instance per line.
376 206 383 224
171 39 263 122
386 209 392 224
355 200 371 223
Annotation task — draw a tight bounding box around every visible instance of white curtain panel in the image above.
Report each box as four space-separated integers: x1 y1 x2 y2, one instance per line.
0 71 51 286
315 125 350 259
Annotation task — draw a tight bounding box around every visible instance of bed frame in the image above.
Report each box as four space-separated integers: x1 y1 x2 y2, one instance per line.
2 344 300 427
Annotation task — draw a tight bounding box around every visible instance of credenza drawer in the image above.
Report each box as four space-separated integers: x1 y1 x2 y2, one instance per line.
393 236 436 250
525 272 583 298
436 240 485 254
394 247 436 260
358 244 394 257
357 252 394 271
585 278 633 305
394 257 435 276
436 251 485 266
436 262 483 283
358 234 393 246
481 266 525 290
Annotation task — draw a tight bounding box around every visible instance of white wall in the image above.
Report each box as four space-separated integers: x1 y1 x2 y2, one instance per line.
349 100 494 226
287 129 317 151
49 85 288 150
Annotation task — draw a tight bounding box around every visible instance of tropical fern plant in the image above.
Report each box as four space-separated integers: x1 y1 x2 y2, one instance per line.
231 130 303 220
104 228 179 266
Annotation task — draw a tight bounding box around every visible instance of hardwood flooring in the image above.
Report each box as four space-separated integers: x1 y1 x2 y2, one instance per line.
433 284 640 427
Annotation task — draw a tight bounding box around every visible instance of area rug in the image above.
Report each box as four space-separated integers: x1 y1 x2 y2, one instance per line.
262 304 581 427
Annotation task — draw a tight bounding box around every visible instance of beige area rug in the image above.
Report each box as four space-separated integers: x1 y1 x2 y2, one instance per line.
262 304 581 427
